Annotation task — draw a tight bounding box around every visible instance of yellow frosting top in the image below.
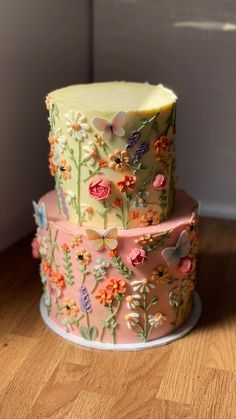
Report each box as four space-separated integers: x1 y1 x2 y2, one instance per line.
49 81 177 113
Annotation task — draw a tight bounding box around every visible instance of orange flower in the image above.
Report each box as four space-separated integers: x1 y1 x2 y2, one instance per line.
95 289 113 305
48 152 56 177
114 197 122 208
130 211 139 220
71 235 83 248
99 159 107 168
154 136 172 155
62 299 78 316
109 249 118 258
117 175 136 193
106 278 126 296
59 159 71 180
109 150 129 171
61 243 69 252
51 272 65 289
140 210 160 227
76 248 91 265
94 133 105 147
42 260 52 276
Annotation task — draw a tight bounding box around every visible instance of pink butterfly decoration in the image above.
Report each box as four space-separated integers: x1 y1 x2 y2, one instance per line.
93 112 126 140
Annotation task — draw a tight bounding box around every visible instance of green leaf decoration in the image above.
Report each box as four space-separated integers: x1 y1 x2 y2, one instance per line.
79 326 90 340
62 247 75 285
111 255 133 279
89 326 98 340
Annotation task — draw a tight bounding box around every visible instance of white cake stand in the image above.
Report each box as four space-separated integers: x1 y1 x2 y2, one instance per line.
39 292 202 351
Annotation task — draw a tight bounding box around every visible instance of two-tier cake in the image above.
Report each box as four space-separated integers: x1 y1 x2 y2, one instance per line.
32 82 200 349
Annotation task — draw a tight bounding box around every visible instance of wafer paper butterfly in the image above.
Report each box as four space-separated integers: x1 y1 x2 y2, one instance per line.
93 112 126 141
162 230 190 266
86 227 118 251
32 201 47 229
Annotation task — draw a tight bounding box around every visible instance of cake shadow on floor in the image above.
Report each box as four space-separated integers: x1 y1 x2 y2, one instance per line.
196 250 236 331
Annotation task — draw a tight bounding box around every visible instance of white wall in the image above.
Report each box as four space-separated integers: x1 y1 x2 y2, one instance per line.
93 0 236 219
0 0 91 251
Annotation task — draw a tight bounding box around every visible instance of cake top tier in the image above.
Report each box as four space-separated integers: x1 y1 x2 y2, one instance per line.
46 81 177 229
49 81 177 113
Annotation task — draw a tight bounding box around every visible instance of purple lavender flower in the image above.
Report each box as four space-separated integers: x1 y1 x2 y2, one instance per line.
126 131 140 151
132 140 150 165
80 285 92 313
58 185 68 219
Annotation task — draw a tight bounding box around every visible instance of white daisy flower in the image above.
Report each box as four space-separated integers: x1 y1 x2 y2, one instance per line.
148 313 167 327
37 234 48 257
125 312 140 329
125 294 141 309
131 278 155 293
65 111 90 141
83 142 97 166
65 190 75 205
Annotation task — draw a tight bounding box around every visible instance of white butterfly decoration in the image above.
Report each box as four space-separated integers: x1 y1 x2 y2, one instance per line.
93 112 126 141
162 230 190 267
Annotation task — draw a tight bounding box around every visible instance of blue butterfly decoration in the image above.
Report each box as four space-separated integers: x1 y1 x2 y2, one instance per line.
162 230 190 267
32 201 47 229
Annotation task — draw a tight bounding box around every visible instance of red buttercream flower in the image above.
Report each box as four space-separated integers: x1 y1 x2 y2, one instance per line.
31 236 40 259
126 247 147 266
152 173 167 190
178 257 193 274
89 177 112 201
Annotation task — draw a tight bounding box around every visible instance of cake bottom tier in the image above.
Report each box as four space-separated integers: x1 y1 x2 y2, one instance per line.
33 190 199 345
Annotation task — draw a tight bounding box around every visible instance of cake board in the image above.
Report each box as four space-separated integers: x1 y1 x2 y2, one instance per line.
39 292 202 351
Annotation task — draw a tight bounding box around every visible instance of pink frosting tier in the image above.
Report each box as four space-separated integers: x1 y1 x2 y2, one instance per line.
33 189 199 344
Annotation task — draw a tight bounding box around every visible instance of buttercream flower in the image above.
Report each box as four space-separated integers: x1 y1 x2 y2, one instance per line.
109 150 129 171
130 211 139 220
135 234 154 245
94 133 105 147
83 142 97 166
178 257 193 274
140 210 160 227
133 191 149 208
151 266 169 283
114 197 122 208
148 313 167 327
131 278 155 293
59 160 71 180
62 299 78 316
154 136 172 155
152 174 167 190
71 235 83 248
99 159 107 167
57 134 67 153
61 243 69 252
95 288 113 305
89 177 112 201
117 175 136 193
49 152 57 176
109 249 118 258
37 234 48 257
82 206 94 220
65 190 75 205
42 260 52 276
65 111 90 141
106 278 126 296
125 312 140 329
31 236 40 260
126 247 147 266
93 257 110 276
51 272 65 289
125 294 141 309
76 248 91 265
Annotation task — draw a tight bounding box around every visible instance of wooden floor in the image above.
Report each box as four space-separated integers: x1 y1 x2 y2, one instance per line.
0 217 235 418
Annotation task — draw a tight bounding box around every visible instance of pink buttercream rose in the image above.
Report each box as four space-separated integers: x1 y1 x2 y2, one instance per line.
126 247 147 266
89 177 112 201
152 173 167 190
178 257 193 274
31 236 40 259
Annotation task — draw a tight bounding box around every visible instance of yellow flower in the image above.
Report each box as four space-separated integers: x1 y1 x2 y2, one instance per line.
134 234 154 245
109 149 129 171
93 133 105 147
62 299 78 317
140 210 160 227
59 159 72 180
71 235 83 248
76 248 91 265
151 266 169 284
